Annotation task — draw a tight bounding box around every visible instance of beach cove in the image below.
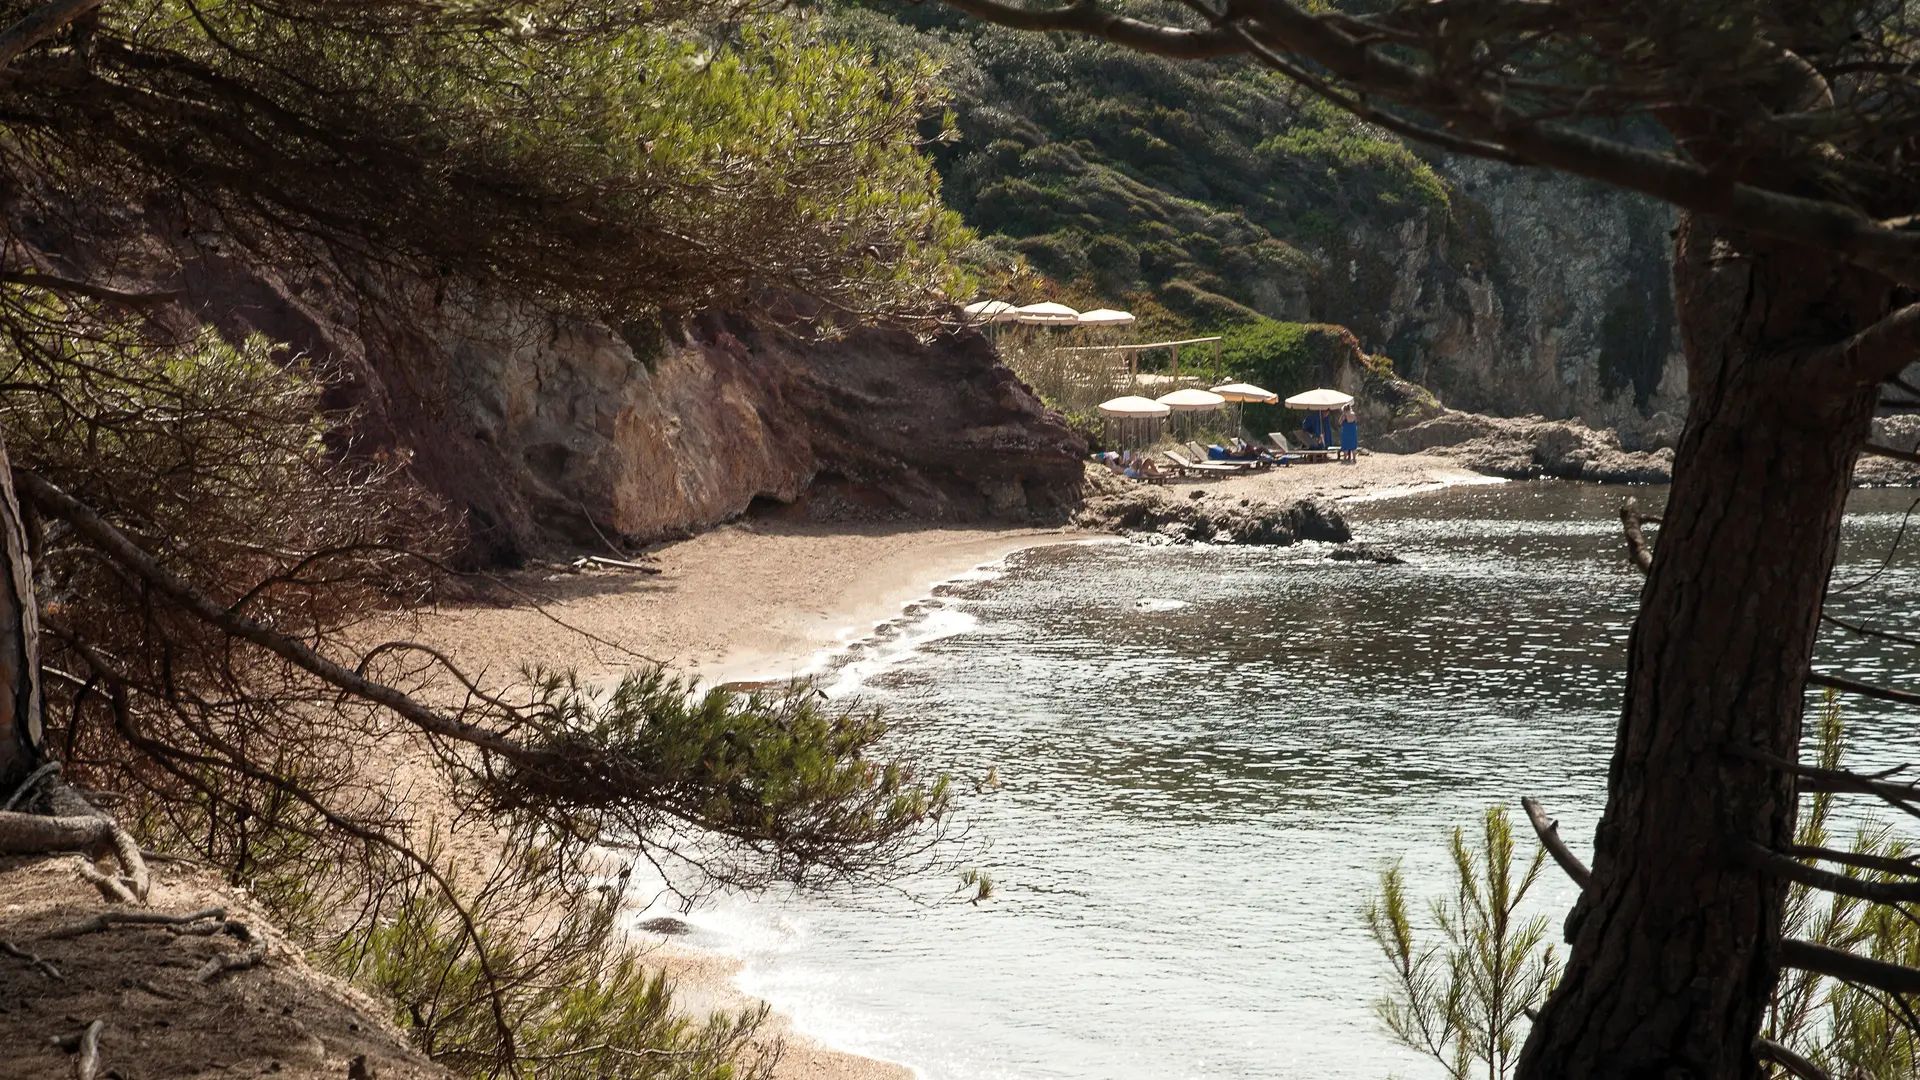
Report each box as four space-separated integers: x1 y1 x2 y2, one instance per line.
400 458 1920 1080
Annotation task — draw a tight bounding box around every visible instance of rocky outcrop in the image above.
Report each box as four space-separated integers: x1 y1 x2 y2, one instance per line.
1375 410 1674 483
394 305 1089 560
1075 466 1350 544
1857 416 1920 486
15 206 1087 563
1309 159 1686 431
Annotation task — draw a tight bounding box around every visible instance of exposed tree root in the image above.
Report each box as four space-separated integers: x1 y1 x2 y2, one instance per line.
0 774 151 903
73 1019 103 1080
193 920 266 983
44 906 224 939
0 937 60 978
3 760 59 810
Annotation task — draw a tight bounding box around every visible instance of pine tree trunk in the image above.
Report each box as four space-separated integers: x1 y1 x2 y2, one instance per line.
1514 217 1896 1076
0 438 41 792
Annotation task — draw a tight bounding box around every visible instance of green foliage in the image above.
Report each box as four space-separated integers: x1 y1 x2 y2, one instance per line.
17 1 972 322
1366 805 1560 1080
1218 319 1365 434
813 0 1450 329
336 860 772 1080
1766 693 1920 1078
473 667 952 893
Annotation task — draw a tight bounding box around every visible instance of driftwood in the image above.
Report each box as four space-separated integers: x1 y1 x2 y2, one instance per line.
570 555 661 574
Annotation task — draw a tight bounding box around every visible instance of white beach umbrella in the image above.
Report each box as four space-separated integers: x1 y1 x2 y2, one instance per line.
962 299 1021 324
1075 307 1137 327
1211 382 1279 403
1156 388 1227 412
1284 387 1356 410
1015 301 1082 325
1097 395 1172 418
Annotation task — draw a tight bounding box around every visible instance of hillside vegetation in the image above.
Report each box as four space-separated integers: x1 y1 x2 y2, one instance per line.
820 0 1451 339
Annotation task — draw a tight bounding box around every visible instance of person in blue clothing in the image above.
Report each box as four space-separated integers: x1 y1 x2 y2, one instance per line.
1339 404 1359 463
1301 408 1323 449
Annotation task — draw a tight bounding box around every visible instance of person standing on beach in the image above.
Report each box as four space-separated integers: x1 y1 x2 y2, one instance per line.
1339 406 1359 464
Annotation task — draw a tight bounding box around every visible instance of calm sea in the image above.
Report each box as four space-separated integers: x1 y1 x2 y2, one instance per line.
650 481 1920 1080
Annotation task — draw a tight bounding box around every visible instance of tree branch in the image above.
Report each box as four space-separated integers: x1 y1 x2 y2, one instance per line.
1521 795 1591 888
1786 843 1920 879
1739 840 1920 903
1808 671 1920 711
1727 743 1920 820
1757 1037 1833 1080
14 469 526 759
1620 497 1656 574
1863 441 1920 467
1816 303 1920 388
0 272 184 309
1781 938 1920 996
938 0 1242 58
0 0 105 71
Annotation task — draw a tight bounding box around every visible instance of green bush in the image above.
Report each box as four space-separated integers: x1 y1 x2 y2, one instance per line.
1218 320 1367 434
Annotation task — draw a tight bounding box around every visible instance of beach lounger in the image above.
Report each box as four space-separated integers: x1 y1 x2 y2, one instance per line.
1269 432 1333 464
1186 441 1259 470
1162 450 1237 476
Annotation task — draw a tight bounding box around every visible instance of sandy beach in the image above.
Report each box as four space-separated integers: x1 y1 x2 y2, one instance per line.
397 449 1494 1080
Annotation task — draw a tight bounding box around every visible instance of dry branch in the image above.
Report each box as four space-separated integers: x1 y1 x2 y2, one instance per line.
1864 442 1920 467
1521 795 1591 888
1728 744 1920 820
1784 843 1920 879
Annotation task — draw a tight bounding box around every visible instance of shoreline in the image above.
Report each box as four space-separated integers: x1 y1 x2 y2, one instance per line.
402 450 1516 1080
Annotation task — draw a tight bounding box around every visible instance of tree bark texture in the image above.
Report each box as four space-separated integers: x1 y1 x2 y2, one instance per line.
0 438 40 791
1516 217 1895 1078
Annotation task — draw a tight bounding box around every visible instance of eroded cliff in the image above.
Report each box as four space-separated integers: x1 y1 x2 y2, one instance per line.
18 211 1087 564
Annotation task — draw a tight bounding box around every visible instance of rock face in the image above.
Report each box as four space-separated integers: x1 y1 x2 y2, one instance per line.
1311 158 1686 431
1375 410 1675 483
16 210 1087 563
1075 466 1350 544
393 305 1089 560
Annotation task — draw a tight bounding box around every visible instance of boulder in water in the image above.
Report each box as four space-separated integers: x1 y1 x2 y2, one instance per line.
1328 542 1406 565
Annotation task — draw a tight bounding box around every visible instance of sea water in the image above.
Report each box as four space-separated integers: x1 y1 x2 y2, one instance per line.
650 481 1920 1080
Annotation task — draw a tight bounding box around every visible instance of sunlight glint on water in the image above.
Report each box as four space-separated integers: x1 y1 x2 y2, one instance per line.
660 482 1920 1080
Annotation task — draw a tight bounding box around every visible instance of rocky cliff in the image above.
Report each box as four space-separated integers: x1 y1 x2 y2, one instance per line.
18 212 1087 564
1310 158 1686 438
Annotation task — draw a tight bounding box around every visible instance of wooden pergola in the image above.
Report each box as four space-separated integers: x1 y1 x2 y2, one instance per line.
1056 336 1223 385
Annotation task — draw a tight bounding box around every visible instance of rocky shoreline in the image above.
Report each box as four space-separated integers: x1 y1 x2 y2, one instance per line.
1075 466 1352 545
